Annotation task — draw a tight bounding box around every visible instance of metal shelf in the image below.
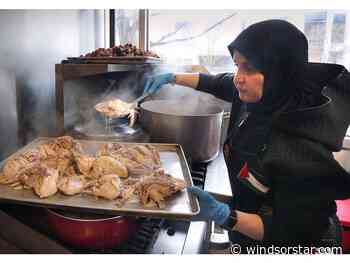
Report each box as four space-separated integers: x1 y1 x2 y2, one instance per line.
56 63 159 80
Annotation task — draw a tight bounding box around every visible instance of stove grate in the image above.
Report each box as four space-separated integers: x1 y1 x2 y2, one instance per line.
189 162 208 190
100 218 165 254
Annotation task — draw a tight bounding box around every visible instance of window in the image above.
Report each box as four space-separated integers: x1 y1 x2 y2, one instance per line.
148 10 350 73
114 9 139 46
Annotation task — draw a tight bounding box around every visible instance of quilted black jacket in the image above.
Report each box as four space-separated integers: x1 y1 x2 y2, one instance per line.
197 63 350 246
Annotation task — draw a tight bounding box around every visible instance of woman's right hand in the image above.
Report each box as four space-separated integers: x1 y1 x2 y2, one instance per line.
187 186 230 225
143 73 175 94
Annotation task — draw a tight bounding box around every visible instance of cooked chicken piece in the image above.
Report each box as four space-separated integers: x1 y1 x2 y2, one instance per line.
90 156 128 179
97 143 164 178
95 143 111 157
19 165 36 188
121 184 137 200
127 165 164 178
72 141 84 154
56 147 73 159
22 149 41 162
19 163 47 189
35 136 79 174
38 143 57 160
55 136 74 150
114 178 140 206
57 175 85 195
113 155 152 177
84 174 122 200
95 98 139 127
57 157 71 173
56 148 74 173
75 155 95 175
62 165 77 177
137 175 186 208
95 98 133 118
36 139 66 169
18 164 59 198
41 158 58 169
0 155 34 185
115 184 138 207
33 167 59 198
133 145 161 166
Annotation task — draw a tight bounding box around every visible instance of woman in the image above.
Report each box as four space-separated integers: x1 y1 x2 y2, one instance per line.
144 20 350 251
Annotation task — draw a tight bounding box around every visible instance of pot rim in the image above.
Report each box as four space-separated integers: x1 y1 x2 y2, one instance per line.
46 208 124 222
140 100 224 117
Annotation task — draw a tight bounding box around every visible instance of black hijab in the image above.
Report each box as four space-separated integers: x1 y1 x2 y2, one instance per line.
228 19 309 114
226 20 314 160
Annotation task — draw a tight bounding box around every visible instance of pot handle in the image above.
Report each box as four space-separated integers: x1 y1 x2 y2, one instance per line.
131 92 152 108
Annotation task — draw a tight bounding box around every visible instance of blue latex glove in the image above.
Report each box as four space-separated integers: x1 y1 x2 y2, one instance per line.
143 73 175 94
187 186 231 225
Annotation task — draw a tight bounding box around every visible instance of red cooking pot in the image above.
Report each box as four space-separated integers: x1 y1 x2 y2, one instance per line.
46 209 137 250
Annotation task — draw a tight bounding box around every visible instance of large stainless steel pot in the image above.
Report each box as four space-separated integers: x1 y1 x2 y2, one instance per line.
220 111 231 145
139 100 223 162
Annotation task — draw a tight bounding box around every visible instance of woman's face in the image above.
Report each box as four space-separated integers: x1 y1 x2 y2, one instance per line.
233 51 264 103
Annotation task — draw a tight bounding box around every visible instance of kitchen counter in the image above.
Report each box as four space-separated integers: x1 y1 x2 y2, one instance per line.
202 151 232 252
343 136 350 150
204 152 232 203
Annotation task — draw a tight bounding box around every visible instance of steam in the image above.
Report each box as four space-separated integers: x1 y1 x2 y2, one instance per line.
141 64 232 114
61 63 231 138
0 69 18 160
62 72 143 134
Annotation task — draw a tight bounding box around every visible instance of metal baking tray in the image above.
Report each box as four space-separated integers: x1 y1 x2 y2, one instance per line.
0 137 199 220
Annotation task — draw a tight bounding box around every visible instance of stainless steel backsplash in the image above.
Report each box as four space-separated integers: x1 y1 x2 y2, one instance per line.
0 10 104 159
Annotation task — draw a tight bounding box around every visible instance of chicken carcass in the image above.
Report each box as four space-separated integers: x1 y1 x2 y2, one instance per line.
84 174 122 200
137 175 186 208
94 98 138 127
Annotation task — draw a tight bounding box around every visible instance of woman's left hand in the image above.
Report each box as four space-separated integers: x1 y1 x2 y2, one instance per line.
187 186 231 225
143 73 175 94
